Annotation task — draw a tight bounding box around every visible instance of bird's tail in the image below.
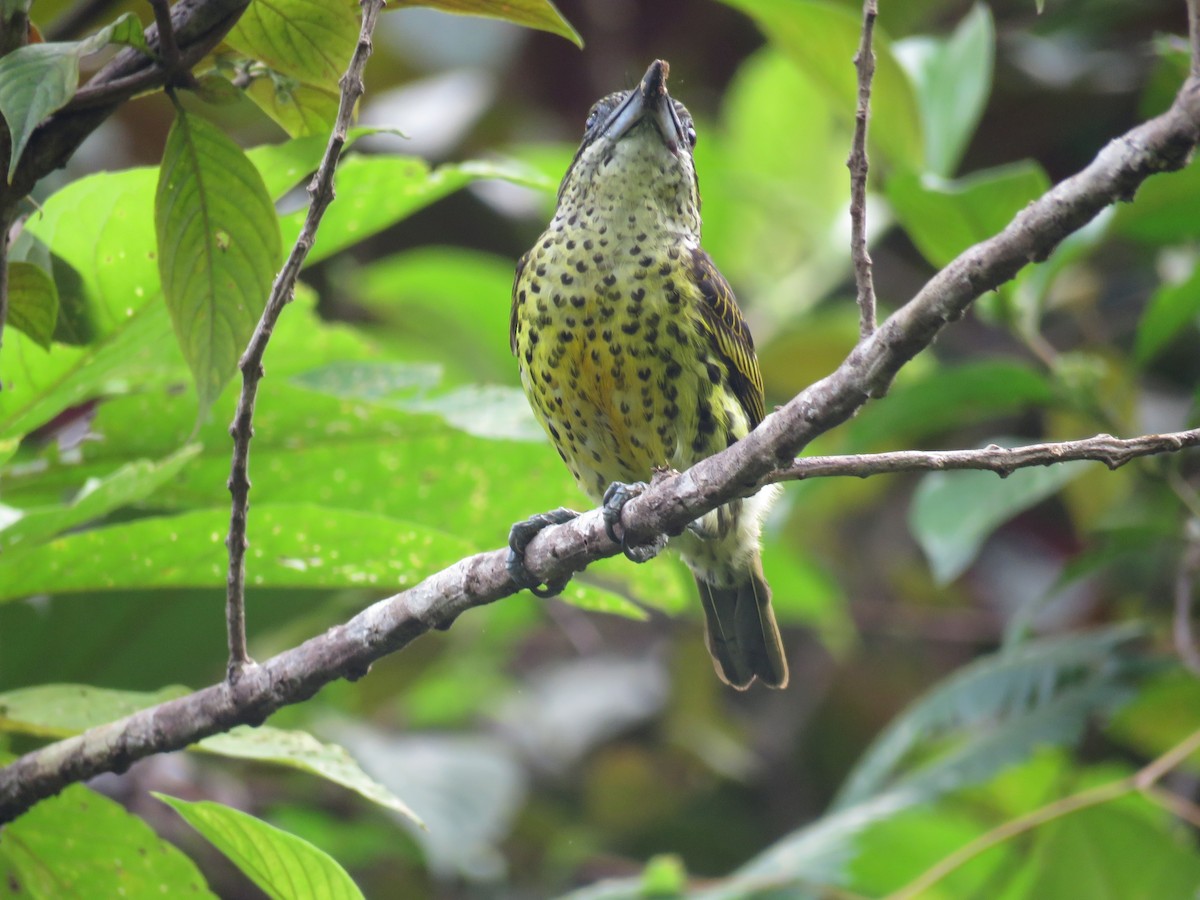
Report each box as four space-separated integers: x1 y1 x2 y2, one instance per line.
693 555 788 690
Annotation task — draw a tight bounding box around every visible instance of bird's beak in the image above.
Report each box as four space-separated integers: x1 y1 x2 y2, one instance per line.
601 59 686 153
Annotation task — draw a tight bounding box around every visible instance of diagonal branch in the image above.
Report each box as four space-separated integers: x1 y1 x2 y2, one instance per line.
0 70 1197 823
768 429 1200 483
224 0 384 679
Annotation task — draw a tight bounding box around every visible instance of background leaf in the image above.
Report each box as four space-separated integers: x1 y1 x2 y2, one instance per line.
5 260 58 348
392 0 582 48
225 0 359 90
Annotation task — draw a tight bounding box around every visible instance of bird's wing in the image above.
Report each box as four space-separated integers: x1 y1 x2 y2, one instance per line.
509 251 529 356
689 248 766 428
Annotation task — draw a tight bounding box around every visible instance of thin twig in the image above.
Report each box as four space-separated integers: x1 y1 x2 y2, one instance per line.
148 0 192 88
888 727 1200 899
848 0 878 339
0 48 1198 829
1173 534 1200 675
223 0 384 681
768 429 1200 485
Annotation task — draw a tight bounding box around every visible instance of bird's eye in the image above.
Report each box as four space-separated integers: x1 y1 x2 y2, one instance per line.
686 125 698 147
585 110 599 130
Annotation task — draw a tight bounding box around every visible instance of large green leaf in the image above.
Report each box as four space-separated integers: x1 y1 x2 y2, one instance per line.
4 260 58 349
279 155 552 267
0 685 419 822
393 0 582 48
0 445 200 554
909 439 1090 584
0 504 471 602
225 0 359 90
0 784 214 897
895 3 994 177
1112 160 1200 244
716 0 923 169
156 794 363 900
156 110 282 411
245 127 395 199
887 161 1051 269
0 13 148 180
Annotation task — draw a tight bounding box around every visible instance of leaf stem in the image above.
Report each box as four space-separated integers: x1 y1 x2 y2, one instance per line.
222 0 384 682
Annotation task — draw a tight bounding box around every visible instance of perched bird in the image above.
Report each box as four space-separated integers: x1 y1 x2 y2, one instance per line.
507 60 788 690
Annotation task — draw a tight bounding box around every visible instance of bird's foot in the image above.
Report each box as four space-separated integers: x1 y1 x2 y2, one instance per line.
602 481 667 563
507 508 579 597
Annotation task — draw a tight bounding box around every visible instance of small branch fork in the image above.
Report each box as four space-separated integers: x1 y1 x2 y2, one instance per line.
223 0 384 680
848 0 879 339
1 0 1200 827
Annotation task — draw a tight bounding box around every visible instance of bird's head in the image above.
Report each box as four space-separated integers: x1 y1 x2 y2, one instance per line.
555 60 701 238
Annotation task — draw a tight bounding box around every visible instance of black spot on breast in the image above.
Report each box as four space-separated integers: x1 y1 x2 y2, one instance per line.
640 256 653 268
603 274 618 287
557 330 573 343
575 260 588 273
631 288 645 303
571 295 586 308
621 321 640 335
560 272 574 285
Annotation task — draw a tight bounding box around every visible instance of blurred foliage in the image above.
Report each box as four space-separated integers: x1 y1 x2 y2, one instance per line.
2 0 1200 897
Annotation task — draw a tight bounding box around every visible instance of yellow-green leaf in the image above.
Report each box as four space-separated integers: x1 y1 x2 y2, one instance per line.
393 0 582 48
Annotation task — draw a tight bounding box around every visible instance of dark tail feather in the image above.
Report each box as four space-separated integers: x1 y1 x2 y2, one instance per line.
694 559 789 690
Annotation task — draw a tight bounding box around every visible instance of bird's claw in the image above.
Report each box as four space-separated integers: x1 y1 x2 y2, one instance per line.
507 507 579 597
602 481 667 564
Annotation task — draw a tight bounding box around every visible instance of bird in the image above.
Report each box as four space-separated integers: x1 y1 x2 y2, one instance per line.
506 59 788 691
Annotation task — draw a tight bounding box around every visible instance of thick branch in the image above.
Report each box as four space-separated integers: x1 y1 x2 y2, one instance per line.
848 0 878 338
225 0 383 679
0 49 1198 832
768 429 1200 483
1 0 250 209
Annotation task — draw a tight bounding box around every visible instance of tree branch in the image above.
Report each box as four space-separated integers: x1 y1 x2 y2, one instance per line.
0 0 250 210
767 428 1200 483
0 20 1198 829
849 0 878 339
1174 532 1200 675
224 0 383 680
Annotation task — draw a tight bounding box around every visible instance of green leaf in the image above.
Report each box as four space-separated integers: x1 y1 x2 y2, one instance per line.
392 0 582 48
0 684 420 822
279 155 552 267
293 361 543 441
909 438 1090 584
1133 263 1200 365
0 301 182 441
1017 805 1200 899
715 0 923 169
887 161 1051 269
200 727 423 825
834 624 1141 810
225 0 359 90
0 13 148 180
0 504 473 602
245 127 397 200
155 109 282 411
5 260 58 348
246 73 341 137
0 784 215 897
895 3 994 176
22 166 160 332
0 445 200 554
156 794 364 900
